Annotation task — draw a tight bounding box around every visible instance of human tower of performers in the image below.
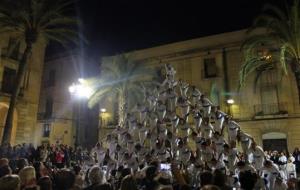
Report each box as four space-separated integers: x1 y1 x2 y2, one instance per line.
92 64 296 189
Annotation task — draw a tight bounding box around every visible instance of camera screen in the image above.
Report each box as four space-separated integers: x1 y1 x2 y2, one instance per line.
160 163 171 171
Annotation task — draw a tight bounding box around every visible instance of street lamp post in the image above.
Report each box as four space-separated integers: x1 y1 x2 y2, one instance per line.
226 98 234 116
69 78 93 148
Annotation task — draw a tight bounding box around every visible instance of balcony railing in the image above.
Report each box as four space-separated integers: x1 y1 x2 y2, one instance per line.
253 102 288 118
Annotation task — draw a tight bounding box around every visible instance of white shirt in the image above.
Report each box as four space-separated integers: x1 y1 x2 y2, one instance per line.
227 120 240 140
201 123 214 139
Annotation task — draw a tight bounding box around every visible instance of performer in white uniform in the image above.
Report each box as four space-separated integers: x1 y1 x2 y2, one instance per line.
212 132 226 157
177 96 190 120
238 130 254 162
91 142 106 166
223 143 239 174
249 142 265 171
156 101 166 122
165 88 177 112
190 86 201 106
178 79 189 99
201 117 214 139
262 160 281 190
213 107 227 133
225 117 240 143
200 94 213 117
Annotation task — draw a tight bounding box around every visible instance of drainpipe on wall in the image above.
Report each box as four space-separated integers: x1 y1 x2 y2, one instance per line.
222 48 232 114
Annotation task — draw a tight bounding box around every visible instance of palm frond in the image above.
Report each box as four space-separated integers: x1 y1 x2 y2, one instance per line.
240 0 300 91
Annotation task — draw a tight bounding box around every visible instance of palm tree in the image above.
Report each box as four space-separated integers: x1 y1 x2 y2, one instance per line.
0 0 80 144
239 0 300 102
88 53 158 126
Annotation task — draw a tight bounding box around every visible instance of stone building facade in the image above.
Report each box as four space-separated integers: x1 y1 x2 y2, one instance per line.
104 29 300 152
36 53 99 147
0 34 46 145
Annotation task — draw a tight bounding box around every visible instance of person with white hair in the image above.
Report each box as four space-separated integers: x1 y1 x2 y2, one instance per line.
84 166 105 190
285 157 297 179
18 166 37 190
0 174 21 190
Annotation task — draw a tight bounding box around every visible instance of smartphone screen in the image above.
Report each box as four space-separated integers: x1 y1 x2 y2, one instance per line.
160 163 171 171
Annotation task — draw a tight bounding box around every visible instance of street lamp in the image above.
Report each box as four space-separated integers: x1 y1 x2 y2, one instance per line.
69 78 93 148
226 98 234 116
69 78 93 99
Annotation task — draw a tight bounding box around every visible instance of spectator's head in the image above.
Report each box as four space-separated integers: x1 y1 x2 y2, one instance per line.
120 175 138 190
200 185 220 190
213 169 226 188
200 171 213 187
0 158 9 167
54 169 75 190
0 174 20 190
264 160 272 168
121 168 132 179
239 171 257 190
33 161 47 180
19 166 36 187
88 166 104 185
17 158 28 171
0 165 12 178
145 166 157 180
37 176 52 190
73 165 81 175
236 161 246 169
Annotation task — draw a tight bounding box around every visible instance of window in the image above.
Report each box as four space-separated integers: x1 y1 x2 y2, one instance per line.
43 124 50 137
47 70 56 87
204 58 217 78
7 38 20 60
45 98 53 118
1 67 16 94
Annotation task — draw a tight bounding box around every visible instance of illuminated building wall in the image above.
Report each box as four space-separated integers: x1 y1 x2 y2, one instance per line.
0 34 46 145
36 53 99 147
104 29 300 152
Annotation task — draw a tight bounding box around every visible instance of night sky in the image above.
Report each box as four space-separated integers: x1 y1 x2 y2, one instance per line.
48 0 287 76
75 0 286 58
